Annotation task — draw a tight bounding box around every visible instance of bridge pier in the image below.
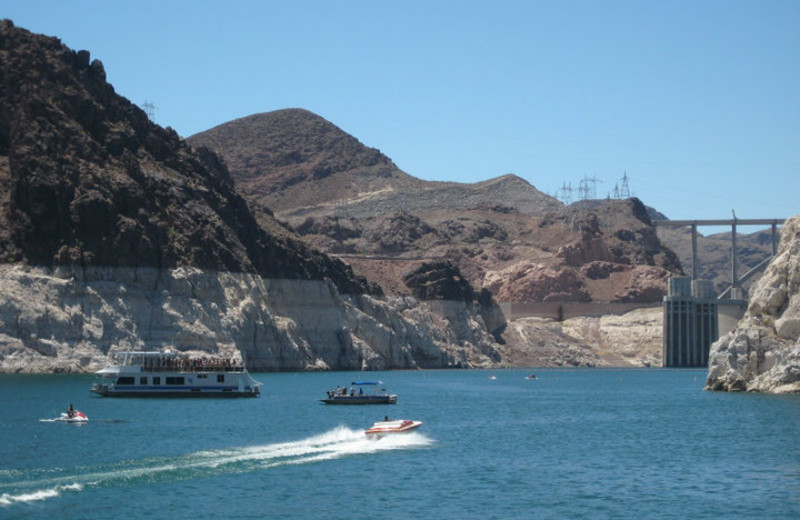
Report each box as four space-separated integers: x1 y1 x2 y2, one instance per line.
731 220 738 291
691 222 698 279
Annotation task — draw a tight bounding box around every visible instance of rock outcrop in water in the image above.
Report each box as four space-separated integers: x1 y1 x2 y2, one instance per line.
706 215 800 393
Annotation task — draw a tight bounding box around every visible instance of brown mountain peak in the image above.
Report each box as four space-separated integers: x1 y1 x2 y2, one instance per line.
189 109 414 213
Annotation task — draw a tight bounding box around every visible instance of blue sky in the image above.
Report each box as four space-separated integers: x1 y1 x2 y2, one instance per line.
5 1 799 227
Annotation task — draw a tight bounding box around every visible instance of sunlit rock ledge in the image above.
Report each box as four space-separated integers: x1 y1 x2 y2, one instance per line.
706 214 800 393
0 265 500 373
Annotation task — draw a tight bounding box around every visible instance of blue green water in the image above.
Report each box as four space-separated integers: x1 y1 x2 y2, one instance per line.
1 369 799 519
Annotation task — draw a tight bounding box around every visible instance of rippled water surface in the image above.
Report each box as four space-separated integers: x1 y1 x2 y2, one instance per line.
2 369 799 519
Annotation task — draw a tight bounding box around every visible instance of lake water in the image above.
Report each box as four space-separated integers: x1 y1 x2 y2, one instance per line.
1 369 799 519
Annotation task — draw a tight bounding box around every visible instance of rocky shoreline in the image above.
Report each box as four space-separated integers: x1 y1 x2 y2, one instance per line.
705 215 800 393
0 261 668 373
0 264 503 373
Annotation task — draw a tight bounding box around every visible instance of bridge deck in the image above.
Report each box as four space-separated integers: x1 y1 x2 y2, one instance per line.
653 218 785 293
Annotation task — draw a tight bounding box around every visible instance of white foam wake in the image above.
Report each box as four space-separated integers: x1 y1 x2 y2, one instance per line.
0 426 432 507
0 483 83 506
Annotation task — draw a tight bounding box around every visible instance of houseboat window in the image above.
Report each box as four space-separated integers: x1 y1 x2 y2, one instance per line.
117 377 135 385
217 375 225 383
153 377 160 385
197 374 208 379
140 377 148 385
166 377 185 385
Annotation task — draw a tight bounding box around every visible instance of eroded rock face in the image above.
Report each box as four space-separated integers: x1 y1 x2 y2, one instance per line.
0 265 500 373
611 266 672 303
484 263 591 303
706 215 800 393
404 261 474 302
499 307 663 368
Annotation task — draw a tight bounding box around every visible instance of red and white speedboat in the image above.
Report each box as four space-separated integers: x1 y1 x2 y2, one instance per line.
365 418 422 437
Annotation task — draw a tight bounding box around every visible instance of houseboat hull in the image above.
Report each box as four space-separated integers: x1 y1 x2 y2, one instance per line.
91 385 260 398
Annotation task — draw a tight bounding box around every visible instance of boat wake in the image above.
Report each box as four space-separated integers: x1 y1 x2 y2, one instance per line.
0 426 432 507
38 418 126 424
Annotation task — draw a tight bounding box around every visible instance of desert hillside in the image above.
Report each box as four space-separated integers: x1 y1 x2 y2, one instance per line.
189 110 683 305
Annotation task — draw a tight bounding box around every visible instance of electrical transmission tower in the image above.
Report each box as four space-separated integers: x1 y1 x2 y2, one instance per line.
143 101 156 121
578 175 602 200
558 182 574 204
619 171 630 198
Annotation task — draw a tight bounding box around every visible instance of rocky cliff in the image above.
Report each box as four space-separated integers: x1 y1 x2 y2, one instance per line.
0 20 501 372
499 307 663 368
0 265 499 373
706 214 800 393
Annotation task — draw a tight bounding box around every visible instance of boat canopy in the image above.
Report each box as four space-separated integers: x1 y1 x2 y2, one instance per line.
351 381 382 385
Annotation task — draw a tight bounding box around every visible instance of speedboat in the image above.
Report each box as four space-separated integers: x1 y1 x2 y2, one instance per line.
59 410 88 422
365 418 422 437
321 381 397 405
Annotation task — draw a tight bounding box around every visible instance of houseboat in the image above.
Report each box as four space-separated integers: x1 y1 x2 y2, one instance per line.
90 350 261 397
